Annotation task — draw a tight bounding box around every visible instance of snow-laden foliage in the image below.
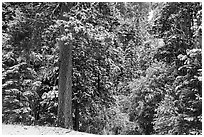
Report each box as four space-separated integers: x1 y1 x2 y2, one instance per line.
2 2 202 135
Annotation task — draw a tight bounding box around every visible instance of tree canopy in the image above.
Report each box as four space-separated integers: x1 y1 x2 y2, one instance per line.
2 2 202 135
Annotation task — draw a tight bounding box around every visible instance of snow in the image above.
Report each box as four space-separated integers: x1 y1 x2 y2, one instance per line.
148 10 154 21
2 124 93 135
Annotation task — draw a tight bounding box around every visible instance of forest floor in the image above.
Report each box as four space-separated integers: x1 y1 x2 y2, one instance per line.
2 124 94 135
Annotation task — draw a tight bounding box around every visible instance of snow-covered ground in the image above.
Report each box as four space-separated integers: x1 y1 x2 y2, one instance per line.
2 124 93 135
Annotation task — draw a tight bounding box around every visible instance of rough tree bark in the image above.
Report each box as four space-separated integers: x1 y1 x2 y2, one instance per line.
57 3 73 129
58 35 73 129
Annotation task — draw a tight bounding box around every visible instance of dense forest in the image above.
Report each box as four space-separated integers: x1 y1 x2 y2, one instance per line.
2 2 202 135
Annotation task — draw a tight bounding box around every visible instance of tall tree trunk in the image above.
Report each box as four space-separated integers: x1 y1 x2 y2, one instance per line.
63 41 73 129
57 3 73 129
58 38 73 129
57 39 64 127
